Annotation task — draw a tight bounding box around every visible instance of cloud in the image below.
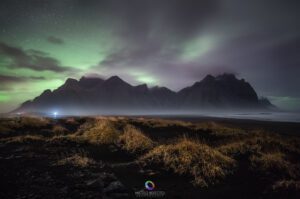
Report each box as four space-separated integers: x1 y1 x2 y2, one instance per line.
0 74 45 90
28 76 46 80
83 73 105 79
0 42 72 72
27 49 48 56
47 36 64 45
96 0 218 67
0 75 45 83
0 75 26 83
268 37 300 68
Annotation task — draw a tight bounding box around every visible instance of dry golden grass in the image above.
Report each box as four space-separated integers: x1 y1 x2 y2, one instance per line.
250 152 298 178
56 153 95 168
75 119 95 134
17 117 50 129
118 125 155 153
2 135 45 144
217 138 261 157
140 137 236 187
135 117 193 128
0 117 49 135
47 134 85 145
196 122 247 139
79 119 120 145
65 118 80 126
217 130 300 188
271 180 300 192
218 131 300 158
52 125 69 135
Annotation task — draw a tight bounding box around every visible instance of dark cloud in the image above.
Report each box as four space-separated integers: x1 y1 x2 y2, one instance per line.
28 76 46 80
262 37 300 97
195 33 300 98
0 42 71 72
47 36 64 45
0 74 45 90
27 49 49 56
0 75 26 83
0 75 45 83
83 73 105 79
95 0 218 67
268 37 300 68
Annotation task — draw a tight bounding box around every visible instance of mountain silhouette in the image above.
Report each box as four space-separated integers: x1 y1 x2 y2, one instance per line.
178 74 260 110
14 74 273 115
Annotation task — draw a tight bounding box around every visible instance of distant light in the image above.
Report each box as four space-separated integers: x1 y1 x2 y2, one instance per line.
53 111 58 118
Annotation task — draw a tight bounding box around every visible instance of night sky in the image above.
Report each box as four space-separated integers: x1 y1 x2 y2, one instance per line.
0 0 300 112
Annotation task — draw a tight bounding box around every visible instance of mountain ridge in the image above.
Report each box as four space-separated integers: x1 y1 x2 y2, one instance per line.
14 74 274 115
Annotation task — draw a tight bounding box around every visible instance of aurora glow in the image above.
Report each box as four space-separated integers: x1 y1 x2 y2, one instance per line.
0 0 300 113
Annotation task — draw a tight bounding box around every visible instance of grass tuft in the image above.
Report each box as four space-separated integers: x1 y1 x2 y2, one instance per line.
250 152 298 179
3 135 45 144
52 125 69 135
118 125 155 153
56 153 96 168
80 119 120 145
140 136 236 187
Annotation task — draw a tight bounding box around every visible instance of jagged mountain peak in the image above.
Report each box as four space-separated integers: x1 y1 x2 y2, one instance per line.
202 74 215 82
151 86 175 93
79 76 104 88
215 73 238 81
106 75 124 82
103 76 132 88
41 89 52 95
79 76 104 81
65 78 78 84
58 78 79 90
135 84 148 92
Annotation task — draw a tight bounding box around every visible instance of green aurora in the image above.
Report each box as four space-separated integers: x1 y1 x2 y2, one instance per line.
0 0 300 113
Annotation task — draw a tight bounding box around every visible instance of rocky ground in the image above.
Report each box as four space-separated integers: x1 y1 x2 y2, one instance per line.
0 138 133 199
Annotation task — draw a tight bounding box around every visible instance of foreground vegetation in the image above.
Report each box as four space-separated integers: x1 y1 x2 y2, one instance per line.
0 116 299 198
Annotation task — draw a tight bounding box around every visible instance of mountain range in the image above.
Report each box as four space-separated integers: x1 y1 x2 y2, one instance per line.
14 74 274 115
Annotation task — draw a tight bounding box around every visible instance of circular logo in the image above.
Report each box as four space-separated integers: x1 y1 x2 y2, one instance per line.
145 180 155 191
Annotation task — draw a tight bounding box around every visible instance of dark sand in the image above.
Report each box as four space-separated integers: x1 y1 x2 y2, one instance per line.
0 116 299 199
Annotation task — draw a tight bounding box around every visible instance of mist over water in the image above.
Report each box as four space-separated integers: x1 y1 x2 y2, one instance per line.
16 108 300 123
184 111 300 123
